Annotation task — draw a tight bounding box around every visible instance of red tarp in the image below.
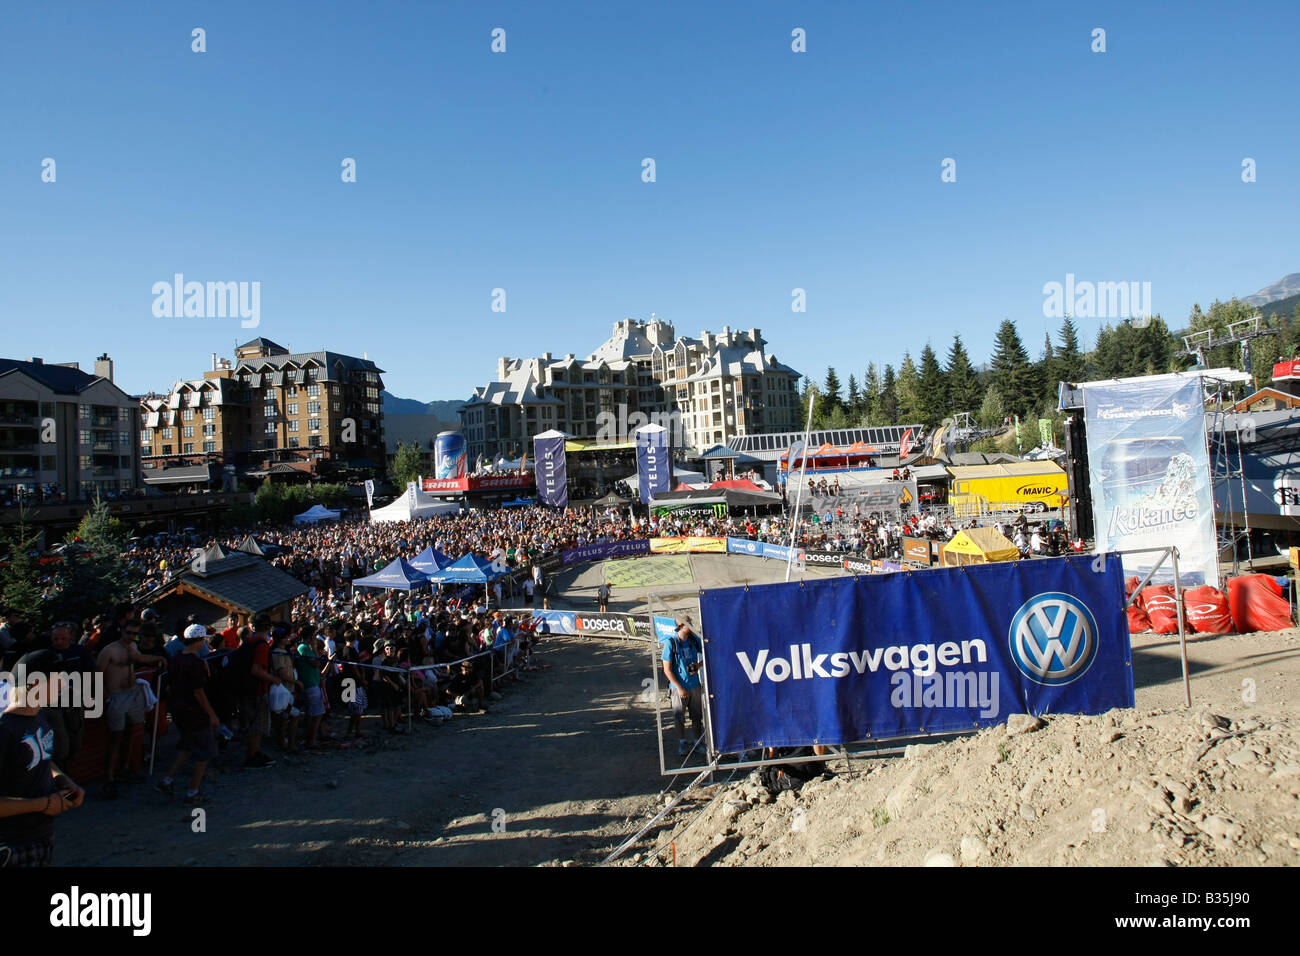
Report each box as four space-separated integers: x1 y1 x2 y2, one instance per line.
1183 585 1234 634
709 479 767 492
1139 585 1182 635
1125 576 1151 632
1226 575 1294 633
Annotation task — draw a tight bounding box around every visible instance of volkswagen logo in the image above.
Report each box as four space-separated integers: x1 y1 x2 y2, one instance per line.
1008 592 1098 686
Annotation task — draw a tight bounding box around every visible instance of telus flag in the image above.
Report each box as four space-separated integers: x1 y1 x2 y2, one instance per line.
636 423 672 504
534 431 568 509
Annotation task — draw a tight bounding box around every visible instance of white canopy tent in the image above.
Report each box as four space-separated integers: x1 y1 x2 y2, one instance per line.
369 487 463 523
619 467 706 494
292 504 342 524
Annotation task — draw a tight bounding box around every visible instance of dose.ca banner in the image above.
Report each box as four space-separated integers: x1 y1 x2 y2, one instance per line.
1081 375 1216 586
699 554 1133 752
534 433 568 509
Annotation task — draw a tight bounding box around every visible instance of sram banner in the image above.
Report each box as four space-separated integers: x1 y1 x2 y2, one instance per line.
699 554 1134 752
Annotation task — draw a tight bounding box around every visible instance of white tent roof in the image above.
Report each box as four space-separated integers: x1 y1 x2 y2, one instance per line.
292 504 342 524
370 488 463 523
619 467 705 493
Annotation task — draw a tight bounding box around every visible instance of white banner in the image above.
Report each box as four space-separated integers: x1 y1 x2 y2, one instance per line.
1081 374 1217 586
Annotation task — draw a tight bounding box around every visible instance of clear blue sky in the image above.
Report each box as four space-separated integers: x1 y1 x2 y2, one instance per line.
2 1 1296 402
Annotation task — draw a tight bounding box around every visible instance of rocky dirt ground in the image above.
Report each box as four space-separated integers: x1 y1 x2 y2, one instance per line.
57 555 1300 867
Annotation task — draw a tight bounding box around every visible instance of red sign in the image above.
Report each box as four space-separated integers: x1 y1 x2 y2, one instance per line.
421 475 535 493
1273 361 1300 380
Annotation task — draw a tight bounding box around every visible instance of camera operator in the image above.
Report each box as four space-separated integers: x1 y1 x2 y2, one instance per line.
661 620 705 757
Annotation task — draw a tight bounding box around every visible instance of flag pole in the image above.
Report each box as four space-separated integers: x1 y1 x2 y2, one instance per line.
785 391 815 582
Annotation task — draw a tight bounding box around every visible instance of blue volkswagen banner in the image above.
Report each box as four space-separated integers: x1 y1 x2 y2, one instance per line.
699 554 1133 752
726 537 795 562
561 539 651 564
636 423 672 504
534 432 568 509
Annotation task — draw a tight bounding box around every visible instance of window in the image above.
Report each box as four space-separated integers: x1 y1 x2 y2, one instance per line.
183 443 194 454
309 435 321 447
265 438 275 449
161 445 172 455
79 404 90 420
288 437 300 448
309 418 321 431
183 426 194 438
333 402 341 412
288 420 299 432
264 404 277 418
182 408 194 421
307 401 320 415
141 429 154 442
79 430 90 446
287 403 298 416
203 440 216 453
203 406 215 420
287 386 298 397
202 424 215 436
119 407 131 422
265 422 276 434
307 384 321 397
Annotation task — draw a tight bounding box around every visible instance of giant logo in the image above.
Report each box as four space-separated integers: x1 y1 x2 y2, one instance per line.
1008 592 1099 686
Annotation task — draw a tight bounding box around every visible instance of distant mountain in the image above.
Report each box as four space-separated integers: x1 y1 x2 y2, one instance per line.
1258 290 1300 322
1243 272 1300 308
381 391 463 421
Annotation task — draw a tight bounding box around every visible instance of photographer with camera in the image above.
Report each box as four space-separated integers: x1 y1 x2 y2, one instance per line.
661 620 705 757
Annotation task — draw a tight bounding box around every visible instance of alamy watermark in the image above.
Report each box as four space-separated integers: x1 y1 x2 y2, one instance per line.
1042 273 1151 320
0 665 104 718
152 274 260 327
595 404 689 447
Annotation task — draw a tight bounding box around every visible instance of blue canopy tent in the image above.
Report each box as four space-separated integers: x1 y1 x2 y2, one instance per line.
427 553 508 607
409 545 452 575
351 557 431 591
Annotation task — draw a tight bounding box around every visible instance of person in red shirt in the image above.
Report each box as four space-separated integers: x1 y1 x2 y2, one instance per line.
238 616 282 769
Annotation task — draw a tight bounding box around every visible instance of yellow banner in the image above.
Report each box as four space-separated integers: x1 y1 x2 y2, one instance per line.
649 536 726 554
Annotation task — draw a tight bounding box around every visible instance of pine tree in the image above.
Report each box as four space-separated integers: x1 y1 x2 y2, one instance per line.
944 334 983 413
917 343 947 426
391 440 423 489
861 364 881 425
846 374 861 420
989 320 1036 419
1056 316 1084 384
822 368 843 415
1038 332 1056 410
879 365 899 424
895 353 922 423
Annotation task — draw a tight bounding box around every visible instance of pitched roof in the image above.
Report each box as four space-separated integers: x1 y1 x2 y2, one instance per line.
0 359 103 394
177 553 309 614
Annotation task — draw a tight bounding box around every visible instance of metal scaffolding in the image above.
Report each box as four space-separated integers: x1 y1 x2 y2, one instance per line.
1203 375 1253 577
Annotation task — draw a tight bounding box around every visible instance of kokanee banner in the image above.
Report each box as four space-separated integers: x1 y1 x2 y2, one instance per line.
650 536 725 554
534 433 568 509
1081 375 1216 586
699 554 1133 752
560 539 651 564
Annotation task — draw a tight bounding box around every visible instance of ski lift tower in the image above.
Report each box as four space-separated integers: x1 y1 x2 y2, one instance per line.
1179 313 1277 388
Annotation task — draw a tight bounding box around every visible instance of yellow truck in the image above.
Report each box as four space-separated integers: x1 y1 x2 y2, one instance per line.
946 462 1069 516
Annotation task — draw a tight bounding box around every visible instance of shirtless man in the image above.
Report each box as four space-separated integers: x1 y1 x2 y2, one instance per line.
96 615 167 798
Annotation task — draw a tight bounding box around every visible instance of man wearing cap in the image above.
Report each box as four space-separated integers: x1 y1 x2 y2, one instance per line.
157 625 218 805
0 650 86 866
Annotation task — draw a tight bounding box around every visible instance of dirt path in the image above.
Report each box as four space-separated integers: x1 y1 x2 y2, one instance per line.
55 554 1300 867
59 635 663 867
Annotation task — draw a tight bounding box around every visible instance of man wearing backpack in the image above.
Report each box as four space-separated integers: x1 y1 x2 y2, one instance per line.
661 621 705 756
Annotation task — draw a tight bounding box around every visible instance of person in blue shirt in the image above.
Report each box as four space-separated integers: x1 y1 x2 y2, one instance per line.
661 621 705 756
